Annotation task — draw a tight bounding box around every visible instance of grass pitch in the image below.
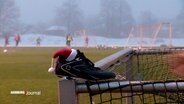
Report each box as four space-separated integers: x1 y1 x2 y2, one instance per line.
0 47 120 104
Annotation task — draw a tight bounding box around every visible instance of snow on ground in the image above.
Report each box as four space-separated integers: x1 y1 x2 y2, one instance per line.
0 34 184 47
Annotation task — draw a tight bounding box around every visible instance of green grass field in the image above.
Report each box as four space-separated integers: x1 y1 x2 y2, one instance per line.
0 47 120 104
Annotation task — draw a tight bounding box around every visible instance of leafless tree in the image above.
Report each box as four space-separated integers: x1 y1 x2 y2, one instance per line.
139 11 158 24
174 0 184 37
96 0 134 38
54 0 84 35
0 0 19 35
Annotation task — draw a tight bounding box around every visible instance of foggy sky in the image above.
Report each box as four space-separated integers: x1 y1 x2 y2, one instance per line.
15 0 182 25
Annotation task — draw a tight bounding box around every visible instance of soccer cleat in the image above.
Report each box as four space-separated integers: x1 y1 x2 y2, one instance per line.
55 50 116 80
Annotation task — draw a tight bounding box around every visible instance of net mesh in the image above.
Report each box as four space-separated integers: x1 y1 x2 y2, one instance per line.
85 48 184 104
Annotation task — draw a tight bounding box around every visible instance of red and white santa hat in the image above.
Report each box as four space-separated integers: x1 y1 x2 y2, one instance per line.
48 48 77 73
53 48 77 61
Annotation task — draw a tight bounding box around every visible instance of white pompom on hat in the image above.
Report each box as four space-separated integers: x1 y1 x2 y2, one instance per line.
48 67 55 73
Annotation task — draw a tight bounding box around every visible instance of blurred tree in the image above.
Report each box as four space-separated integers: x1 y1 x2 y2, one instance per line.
139 11 158 24
174 0 184 38
95 0 134 38
0 0 19 36
54 0 84 35
84 15 100 36
138 11 159 38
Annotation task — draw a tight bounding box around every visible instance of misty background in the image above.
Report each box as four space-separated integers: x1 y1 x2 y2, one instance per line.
0 0 184 44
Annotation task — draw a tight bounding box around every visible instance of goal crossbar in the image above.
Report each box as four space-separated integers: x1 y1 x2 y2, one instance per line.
77 80 184 93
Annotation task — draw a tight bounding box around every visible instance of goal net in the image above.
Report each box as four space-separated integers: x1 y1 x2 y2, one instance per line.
84 48 184 104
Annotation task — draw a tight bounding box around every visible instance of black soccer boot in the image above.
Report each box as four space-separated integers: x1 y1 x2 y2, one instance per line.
55 50 115 80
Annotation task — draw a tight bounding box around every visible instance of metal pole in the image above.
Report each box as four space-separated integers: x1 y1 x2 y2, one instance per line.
125 55 134 104
58 79 78 104
140 25 143 49
151 23 162 48
168 23 172 48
